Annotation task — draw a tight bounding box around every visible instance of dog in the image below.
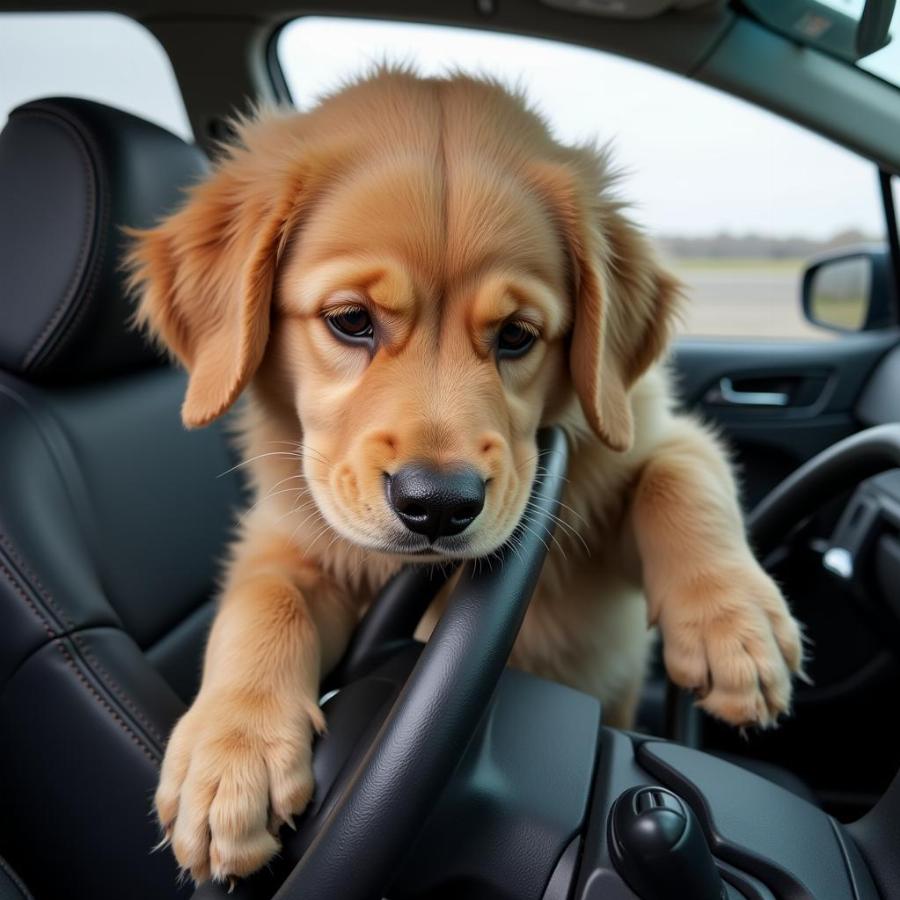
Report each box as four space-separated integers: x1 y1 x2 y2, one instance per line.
127 69 805 884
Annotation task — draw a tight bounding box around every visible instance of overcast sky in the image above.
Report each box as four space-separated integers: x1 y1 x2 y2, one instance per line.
2 11 897 240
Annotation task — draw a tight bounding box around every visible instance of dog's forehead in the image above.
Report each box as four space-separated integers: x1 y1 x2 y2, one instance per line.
444 161 564 288
297 155 565 294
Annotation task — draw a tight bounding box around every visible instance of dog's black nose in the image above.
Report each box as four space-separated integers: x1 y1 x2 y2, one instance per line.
388 465 486 542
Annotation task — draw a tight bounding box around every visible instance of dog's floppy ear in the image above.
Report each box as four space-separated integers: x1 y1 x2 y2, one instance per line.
528 159 681 452
127 118 306 429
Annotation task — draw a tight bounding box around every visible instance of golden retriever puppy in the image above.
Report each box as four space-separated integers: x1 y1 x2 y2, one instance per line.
128 69 804 884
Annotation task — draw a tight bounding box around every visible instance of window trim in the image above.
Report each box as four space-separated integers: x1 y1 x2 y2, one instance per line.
266 19 294 105
880 170 900 317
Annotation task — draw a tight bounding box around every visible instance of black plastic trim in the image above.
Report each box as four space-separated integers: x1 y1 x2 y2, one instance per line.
637 741 881 900
879 170 900 310
849 766 900 899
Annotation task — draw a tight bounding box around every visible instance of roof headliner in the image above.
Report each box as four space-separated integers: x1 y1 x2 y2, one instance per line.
3 0 899 173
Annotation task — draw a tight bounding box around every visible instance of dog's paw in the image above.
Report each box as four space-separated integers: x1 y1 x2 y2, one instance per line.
659 560 805 729
155 692 324 885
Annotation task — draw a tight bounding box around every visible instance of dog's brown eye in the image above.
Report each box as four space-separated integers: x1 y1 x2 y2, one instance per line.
325 307 374 343
497 321 537 359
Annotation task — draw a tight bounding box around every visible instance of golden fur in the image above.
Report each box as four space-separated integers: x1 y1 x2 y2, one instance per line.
128 70 804 884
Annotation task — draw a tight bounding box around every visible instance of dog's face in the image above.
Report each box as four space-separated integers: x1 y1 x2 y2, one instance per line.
269 158 571 558
129 73 679 561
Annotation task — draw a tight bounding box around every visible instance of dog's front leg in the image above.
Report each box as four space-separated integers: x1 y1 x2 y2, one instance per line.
629 420 805 728
154 532 356 885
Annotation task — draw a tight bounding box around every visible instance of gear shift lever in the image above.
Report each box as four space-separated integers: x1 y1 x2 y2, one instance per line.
609 786 726 900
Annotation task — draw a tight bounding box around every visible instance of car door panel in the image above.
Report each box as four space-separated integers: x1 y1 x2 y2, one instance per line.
673 331 900 507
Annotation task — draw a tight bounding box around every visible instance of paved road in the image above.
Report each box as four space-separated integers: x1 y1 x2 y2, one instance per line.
673 266 829 341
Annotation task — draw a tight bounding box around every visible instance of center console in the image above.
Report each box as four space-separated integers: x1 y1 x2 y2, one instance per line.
195 643 886 900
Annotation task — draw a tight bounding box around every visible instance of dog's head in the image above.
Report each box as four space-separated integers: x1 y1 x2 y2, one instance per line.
129 72 679 561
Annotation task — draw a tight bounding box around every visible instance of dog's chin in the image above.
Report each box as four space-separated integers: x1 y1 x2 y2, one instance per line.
347 532 504 563
386 535 504 563
323 514 510 563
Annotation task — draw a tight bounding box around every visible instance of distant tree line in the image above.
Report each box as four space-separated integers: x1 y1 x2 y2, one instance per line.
657 229 880 260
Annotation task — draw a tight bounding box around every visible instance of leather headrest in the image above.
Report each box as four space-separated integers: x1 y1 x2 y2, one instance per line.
0 97 207 382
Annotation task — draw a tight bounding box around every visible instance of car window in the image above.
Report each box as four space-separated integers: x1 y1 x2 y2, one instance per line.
0 12 191 140
277 17 887 341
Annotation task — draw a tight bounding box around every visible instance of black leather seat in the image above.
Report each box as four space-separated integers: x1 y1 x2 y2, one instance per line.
0 98 243 900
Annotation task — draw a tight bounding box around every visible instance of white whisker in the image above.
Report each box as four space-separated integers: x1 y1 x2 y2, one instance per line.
217 450 303 478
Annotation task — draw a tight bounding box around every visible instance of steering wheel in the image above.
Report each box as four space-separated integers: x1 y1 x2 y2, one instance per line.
668 423 900 746
248 427 569 900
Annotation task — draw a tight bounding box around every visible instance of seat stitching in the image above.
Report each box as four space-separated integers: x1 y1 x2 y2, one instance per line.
0 532 74 630
54 638 161 765
37 192 110 370
71 641 168 745
0 531 184 745
0 559 56 640
32 110 112 370
0 557 159 764
0 534 167 752
11 108 98 371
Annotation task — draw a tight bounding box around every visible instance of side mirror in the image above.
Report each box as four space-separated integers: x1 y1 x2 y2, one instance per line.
802 246 897 334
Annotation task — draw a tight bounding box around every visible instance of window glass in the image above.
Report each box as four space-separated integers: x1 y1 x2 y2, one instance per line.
0 13 191 139
278 18 887 340
894 178 900 238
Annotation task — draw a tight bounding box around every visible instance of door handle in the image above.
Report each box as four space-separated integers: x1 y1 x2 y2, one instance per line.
716 377 790 407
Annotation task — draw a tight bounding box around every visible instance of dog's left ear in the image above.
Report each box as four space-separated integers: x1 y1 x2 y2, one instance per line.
528 160 682 452
126 116 307 429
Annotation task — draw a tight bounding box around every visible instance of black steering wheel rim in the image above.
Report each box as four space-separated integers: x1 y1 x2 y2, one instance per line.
748 423 900 560
269 427 569 900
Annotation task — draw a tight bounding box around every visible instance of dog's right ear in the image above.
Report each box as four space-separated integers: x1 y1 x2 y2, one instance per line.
127 117 307 429
526 157 681 453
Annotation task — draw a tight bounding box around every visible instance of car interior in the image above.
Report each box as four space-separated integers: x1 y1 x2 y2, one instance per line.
1 1 900 899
